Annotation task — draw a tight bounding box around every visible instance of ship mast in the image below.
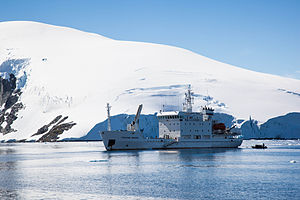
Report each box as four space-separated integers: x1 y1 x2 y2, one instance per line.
106 103 111 131
183 84 194 112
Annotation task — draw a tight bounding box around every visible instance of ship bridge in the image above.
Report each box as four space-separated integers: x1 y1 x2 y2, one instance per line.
157 110 213 140
156 86 214 140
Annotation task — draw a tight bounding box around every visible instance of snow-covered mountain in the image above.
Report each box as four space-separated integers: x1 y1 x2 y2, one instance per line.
0 21 299 141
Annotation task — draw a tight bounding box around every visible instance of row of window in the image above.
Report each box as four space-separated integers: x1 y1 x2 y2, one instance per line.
163 130 178 132
121 137 139 139
158 115 181 119
162 129 210 133
158 115 204 120
182 135 211 139
159 122 210 126
160 123 180 126
184 122 210 126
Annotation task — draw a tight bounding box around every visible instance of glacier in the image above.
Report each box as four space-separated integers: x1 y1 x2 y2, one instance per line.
0 21 299 141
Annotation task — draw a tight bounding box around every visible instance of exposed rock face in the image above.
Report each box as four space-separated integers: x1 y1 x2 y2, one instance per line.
36 115 76 142
0 74 24 135
0 74 77 141
0 74 16 106
32 115 63 137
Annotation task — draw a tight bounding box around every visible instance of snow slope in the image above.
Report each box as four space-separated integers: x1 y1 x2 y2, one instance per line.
0 21 299 141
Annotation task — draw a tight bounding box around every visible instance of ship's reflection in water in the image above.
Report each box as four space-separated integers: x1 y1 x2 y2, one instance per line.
0 141 299 200
0 145 19 199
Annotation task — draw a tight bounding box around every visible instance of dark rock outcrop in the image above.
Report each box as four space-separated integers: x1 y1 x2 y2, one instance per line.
1 103 24 134
0 74 17 106
37 119 76 142
32 115 63 137
0 73 76 141
33 115 76 142
0 74 24 135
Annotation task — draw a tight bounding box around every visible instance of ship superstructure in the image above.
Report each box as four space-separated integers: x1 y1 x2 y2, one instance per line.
101 85 243 150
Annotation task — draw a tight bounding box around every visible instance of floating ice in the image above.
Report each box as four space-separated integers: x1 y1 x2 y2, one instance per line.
89 160 108 162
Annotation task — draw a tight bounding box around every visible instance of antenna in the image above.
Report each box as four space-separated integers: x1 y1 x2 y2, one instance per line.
183 84 194 112
106 103 111 131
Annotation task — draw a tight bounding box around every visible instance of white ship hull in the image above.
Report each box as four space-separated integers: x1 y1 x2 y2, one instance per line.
101 131 243 151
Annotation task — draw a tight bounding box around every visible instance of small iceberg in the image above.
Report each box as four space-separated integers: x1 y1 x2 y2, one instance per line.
89 160 108 163
290 160 297 163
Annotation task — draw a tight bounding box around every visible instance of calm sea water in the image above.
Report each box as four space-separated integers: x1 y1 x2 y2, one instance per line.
0 140 300 200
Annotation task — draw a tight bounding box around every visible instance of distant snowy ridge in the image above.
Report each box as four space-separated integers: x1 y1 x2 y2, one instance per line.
0 21 300 141
241 112 300 139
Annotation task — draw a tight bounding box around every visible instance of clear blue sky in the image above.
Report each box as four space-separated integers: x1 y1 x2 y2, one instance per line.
1 0 300 79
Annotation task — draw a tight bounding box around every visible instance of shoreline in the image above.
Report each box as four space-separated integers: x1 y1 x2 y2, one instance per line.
1 138 299 144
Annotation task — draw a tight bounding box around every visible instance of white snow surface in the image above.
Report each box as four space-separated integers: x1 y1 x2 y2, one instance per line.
0 21 300 140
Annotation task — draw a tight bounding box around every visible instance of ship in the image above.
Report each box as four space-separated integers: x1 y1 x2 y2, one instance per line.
101 85 243 151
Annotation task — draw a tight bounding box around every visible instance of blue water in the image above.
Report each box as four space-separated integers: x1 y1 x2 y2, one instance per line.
0 140 300 199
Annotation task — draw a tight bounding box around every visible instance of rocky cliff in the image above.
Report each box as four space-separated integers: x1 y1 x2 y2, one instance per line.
0 74 23 135
0 74 76 142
